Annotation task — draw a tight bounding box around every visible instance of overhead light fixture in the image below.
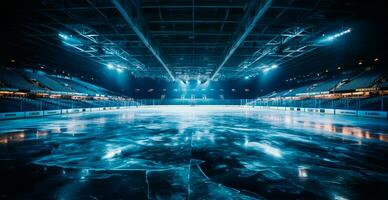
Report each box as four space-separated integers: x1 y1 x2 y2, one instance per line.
107 63 114 69
322 28 351 42
58 33 69 40
263 68 271 72
271 64 278 69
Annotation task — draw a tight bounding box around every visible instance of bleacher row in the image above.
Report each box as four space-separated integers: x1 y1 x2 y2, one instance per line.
0 68 115 96
0 67 137 114
262 69 387 99
0 97 137 113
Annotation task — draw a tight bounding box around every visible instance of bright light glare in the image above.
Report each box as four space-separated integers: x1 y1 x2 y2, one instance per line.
58 33 68 40
263 68 271 72
244 142 282 158
244 76 249 80
103 148 122 159
271 64 278 69
324 28 351 42
116 68 123 73
107 63 114 69
298 166 308 178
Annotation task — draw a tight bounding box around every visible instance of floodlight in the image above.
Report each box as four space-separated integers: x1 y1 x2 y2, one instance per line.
107 63 114 69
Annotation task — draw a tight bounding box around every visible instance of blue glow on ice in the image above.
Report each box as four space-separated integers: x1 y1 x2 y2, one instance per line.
245 142 282 158
0 106 387 199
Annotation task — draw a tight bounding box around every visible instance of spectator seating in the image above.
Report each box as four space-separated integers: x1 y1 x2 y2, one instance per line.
336 72 380 91
0 68 42 91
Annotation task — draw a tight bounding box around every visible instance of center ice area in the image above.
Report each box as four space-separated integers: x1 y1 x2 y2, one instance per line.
0 105 387 199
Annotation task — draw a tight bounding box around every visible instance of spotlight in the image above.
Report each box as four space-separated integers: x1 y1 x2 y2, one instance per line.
263 68 271 72
271 64 278 69
58 33 68 40
107 63 114 69
244 76 249 80
116 68 123 73
322 28 351 42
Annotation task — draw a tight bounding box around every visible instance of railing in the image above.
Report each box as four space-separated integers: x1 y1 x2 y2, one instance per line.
247 96 387 111
135 99 253 106
2 96 386 113
0 97 140 113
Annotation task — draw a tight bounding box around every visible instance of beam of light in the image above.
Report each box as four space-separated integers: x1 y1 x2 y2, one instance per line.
321 28 351 43
116 68 123 73
58 33 68 40
261 64 278 73
58 32 82 45
107 63 114 69
262 67 271 72
244 76 250 80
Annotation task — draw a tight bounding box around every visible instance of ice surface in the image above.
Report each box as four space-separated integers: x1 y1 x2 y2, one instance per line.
0 106 387 199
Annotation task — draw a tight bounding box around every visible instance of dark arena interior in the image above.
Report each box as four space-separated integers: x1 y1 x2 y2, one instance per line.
1 0 388 199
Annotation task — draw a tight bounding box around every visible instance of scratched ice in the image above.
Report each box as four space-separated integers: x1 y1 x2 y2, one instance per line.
0 106 387 199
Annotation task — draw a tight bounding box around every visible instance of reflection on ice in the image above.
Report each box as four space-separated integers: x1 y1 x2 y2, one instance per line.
103 145 123 160
0 106 387 199
244 142 282 158
298 166 308 178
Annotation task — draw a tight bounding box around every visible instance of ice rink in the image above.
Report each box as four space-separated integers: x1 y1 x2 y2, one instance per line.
0 106 387 199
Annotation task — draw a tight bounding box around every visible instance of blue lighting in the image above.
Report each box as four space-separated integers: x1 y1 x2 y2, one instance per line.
107 63 114 69
58 32 81 45
116 68 123 73
263 68 271 72
244 76 249 80
58 33 69 40
321 28 351 43
261 64 278 73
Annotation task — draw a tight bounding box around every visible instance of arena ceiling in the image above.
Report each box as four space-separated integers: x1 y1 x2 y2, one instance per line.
16 0 359 81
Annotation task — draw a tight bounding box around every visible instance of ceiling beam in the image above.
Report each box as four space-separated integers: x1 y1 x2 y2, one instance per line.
147 20 238 24
111 0 175 80
141 3 247 9
210 0 272 80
